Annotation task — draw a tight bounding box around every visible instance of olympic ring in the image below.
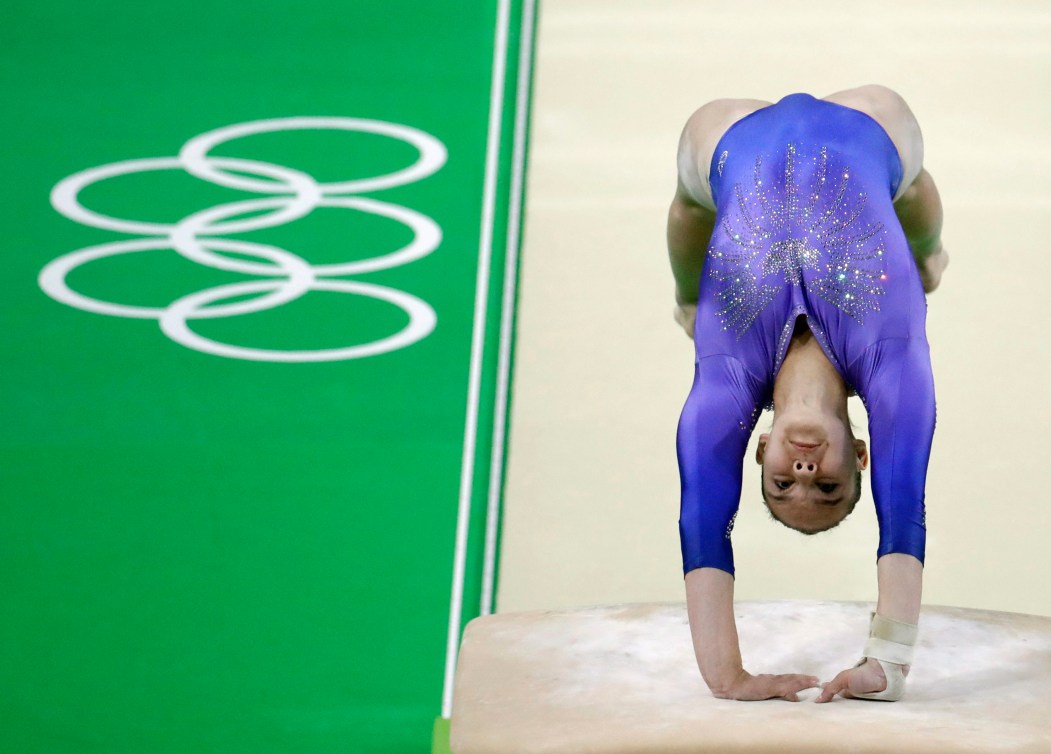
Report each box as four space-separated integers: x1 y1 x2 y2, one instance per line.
51 156 322 237
179 117 447 195
39 238 316 319
160 279 437 363
41 117 447 361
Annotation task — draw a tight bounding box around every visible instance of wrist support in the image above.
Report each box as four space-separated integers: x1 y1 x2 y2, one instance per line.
852 612 918 702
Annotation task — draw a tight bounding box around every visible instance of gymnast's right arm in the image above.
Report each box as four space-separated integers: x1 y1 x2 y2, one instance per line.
678 358 819 701
684 571 818 701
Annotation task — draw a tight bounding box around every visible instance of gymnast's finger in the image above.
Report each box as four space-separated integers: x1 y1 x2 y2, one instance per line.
816 674 849 703
788 674 820 690
778 674 819 701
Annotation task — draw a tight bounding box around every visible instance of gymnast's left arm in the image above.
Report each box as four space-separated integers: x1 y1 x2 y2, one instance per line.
816 555 922 702
817 337 935 702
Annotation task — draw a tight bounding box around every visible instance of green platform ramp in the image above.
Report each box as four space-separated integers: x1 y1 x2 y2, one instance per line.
1 1 537 752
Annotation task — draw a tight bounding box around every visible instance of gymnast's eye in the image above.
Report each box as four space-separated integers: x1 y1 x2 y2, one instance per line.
774 479 792 490
817 482 838 494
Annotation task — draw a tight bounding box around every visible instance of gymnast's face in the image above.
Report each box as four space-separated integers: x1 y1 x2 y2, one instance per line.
756 416 869 533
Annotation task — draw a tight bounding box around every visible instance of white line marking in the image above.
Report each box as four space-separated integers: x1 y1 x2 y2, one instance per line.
442 0 512 721
481 0 537 617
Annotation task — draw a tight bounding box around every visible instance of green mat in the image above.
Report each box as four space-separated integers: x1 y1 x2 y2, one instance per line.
1 1 537 752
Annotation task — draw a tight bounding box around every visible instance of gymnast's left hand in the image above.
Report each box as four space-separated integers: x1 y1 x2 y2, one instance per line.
815 657 899 702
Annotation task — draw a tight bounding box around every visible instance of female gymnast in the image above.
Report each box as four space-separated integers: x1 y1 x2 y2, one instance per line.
668 85 948 702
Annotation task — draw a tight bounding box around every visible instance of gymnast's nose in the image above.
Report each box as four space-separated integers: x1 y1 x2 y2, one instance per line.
793 459 817 477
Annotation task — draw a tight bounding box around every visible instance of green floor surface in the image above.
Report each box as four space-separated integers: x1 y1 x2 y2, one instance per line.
1 1 536 751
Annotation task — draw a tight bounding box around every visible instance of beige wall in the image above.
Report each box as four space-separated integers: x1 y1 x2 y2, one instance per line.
497 0 1051 616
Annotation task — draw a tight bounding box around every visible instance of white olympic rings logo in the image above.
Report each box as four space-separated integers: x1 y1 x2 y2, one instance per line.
39 117 447 362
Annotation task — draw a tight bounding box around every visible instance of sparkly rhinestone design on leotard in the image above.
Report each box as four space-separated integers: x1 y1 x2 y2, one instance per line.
707 144 887 337
716 150 729 177
724 511 737 539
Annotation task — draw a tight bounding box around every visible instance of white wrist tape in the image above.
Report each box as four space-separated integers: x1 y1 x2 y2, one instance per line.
853 612 918 702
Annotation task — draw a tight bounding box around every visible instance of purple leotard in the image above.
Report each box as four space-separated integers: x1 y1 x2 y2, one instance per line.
677 93 936 576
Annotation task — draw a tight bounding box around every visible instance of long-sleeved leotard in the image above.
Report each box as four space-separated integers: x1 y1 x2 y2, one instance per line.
678 93 936 576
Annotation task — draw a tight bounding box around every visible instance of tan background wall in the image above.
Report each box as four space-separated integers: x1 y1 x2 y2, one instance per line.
497 0 1051 616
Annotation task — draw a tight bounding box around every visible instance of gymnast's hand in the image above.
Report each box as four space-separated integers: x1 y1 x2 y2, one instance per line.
815 657 904 702
713 669 820 702
673 302 697 338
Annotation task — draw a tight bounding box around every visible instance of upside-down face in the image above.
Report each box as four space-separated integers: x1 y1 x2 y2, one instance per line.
756 415 868 534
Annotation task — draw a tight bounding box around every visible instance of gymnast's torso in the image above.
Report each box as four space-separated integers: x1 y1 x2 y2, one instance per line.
676 93 936 575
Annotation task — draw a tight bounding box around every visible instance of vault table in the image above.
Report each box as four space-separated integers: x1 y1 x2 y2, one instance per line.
451 601 1051 753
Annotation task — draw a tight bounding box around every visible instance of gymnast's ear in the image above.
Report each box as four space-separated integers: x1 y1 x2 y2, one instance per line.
755 434 770 465
853 438 869 471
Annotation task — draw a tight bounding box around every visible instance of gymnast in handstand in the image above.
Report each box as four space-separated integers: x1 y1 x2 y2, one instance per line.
669 85 948 702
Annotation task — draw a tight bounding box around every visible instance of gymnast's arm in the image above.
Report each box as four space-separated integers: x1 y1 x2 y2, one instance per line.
685 569 818 701
679 358 818 701
817 337 934 702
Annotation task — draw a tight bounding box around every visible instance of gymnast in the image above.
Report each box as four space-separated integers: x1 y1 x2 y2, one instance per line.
668 85 947 702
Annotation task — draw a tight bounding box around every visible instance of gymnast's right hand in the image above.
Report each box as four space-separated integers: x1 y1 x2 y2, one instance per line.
712 669 819 702
674 302 697 338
